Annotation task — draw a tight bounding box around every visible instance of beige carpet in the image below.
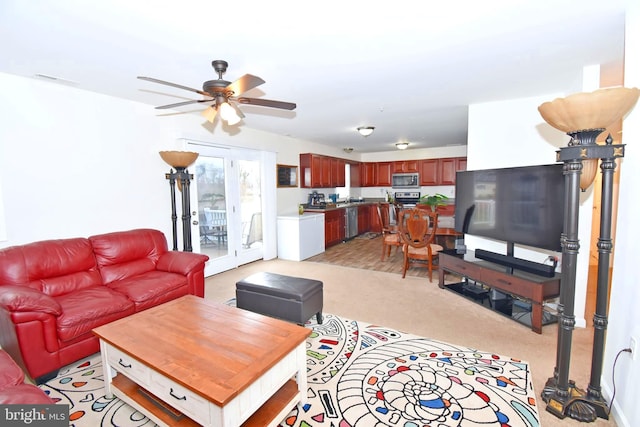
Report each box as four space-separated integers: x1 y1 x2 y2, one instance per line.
206 258 618 427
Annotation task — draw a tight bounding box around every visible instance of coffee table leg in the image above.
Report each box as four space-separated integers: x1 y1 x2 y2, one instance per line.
295 342 307 405
99 340 114 398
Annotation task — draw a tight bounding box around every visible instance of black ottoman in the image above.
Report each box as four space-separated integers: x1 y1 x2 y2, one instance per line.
236 272 323 325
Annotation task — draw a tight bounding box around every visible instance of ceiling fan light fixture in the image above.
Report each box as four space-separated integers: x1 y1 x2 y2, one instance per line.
396 142 410 150
357 126 375 137
219 101 241 125
202 106 218 123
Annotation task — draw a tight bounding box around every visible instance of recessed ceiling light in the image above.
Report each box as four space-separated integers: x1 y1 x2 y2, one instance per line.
396 142 410 150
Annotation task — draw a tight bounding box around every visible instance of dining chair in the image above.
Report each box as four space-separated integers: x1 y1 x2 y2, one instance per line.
398 208 444 281
198 212 217 245
376 202 402 261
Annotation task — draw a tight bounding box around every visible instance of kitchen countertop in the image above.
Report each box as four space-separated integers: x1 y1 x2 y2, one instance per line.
302 200 382 212
302 201 458 234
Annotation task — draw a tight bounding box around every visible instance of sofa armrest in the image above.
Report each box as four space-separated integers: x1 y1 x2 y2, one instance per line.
156 251 209 275
0 286 62 316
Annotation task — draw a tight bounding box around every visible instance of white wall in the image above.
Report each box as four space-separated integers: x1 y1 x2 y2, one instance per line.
0 71 472 249
0 72 341 248
604 3 640 426
465 9 640 426
0 73 171 245
466 93 595 325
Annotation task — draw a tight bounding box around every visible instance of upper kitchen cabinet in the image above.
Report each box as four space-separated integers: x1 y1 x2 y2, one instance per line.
300 153 345 188
376 162 393 186
419 159 439 185
439 157 467 185
393 160 419 173
350 162 361 187
419 157 467 186
360 163 376 187
331 157 346 187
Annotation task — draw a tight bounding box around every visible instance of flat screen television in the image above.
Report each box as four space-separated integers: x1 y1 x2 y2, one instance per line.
454 164 564 252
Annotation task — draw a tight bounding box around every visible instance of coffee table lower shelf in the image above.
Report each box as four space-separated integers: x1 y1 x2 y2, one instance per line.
112 374 300 427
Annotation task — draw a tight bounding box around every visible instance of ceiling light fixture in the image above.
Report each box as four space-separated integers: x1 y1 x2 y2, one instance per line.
219 101 242 125
202 99 242 125
357 126 375 137
396 142 409 150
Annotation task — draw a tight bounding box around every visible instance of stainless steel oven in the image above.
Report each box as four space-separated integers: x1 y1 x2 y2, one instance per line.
394 191 421 208
391 173 420 189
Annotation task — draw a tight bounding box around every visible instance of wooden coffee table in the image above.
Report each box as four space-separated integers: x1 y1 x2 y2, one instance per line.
93 295 310 426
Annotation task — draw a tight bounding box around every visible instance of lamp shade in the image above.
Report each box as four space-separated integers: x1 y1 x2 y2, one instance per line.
538 87 639 133
159 151 199 168
219 102 241 125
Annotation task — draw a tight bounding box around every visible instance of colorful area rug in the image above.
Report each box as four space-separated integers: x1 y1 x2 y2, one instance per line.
39 313 540 427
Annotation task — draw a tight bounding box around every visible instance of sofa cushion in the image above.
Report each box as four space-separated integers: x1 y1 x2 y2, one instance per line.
107 270 188 307
0 238 101 296
0 350 24 388
90 229 168 284
55 287 135 342
0 384 55 404
0 350 54 404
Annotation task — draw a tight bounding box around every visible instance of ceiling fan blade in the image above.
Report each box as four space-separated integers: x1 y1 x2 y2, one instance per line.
201 106 218 123
155 99 213 110
232 103 245 119
236 97 297 110
137 76 211 97
225 74 265 96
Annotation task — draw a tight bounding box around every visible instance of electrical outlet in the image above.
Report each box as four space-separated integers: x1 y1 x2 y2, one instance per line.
631 336 637 361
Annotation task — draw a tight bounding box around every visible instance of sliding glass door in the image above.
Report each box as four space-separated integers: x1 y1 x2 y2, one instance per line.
189 143 265 276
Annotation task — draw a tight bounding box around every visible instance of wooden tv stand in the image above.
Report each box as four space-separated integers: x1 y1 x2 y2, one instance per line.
438 250 560 334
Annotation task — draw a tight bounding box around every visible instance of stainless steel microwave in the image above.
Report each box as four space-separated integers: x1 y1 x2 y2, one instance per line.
391 173 420 188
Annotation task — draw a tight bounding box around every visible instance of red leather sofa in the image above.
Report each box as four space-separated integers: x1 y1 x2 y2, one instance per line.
0 349 54 404
0 229 209 383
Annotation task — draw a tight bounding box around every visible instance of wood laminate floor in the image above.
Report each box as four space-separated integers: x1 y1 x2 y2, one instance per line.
307 234 435 279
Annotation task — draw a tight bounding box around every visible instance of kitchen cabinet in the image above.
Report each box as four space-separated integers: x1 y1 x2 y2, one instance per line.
370 205 382 233
320 156 332 187
300 153 346 188
393 160 419 173
324 209 345 247
419 157 467 186
277 213 325 261
360 163 376 187
419 159 439 185
331 158 346 187
300 153 321 188
301 153 466 188
439 157 467 185
376 162 393 186
417 203 455 217
350 162 361 187
357 205 370 234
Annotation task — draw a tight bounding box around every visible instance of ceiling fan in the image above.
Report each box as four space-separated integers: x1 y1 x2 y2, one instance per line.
137 60 296 125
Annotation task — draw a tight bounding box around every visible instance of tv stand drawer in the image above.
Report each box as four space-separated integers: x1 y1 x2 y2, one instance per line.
481 270 534 299
440 255 483 278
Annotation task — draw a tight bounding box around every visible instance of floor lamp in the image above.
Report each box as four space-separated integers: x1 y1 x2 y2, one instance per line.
537 87 639 422
159 151 199 252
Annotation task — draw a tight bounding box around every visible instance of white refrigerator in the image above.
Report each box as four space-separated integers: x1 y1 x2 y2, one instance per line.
277 213 325 261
